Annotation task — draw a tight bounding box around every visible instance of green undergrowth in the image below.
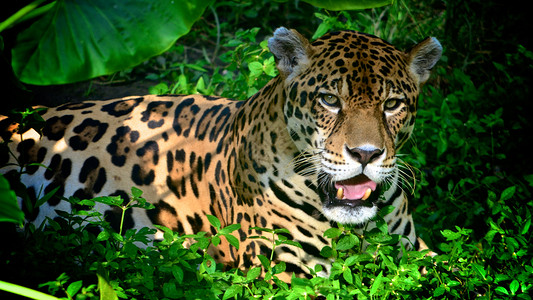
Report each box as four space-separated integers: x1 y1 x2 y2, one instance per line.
1 185 531 299
1 0 532 299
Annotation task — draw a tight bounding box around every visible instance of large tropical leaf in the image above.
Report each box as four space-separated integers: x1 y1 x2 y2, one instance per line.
11 0 214 85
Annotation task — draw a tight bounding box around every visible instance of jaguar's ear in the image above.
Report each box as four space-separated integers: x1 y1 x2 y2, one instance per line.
268 27 313 80
407 37 442 85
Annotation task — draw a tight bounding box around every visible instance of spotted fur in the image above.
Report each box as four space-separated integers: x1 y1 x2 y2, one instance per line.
0 28 442 280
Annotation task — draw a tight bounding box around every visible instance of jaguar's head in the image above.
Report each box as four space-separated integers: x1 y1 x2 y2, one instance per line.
268 27 442 224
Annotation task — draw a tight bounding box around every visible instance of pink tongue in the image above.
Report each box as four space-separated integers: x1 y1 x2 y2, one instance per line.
334 175 377 200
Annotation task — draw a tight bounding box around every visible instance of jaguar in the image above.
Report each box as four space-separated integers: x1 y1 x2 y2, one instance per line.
0 27 442 280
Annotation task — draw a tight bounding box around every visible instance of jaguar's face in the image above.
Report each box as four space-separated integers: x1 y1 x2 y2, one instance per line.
269 28 442 224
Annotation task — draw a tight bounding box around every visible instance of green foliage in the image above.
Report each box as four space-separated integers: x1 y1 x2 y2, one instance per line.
0 174 23 225
5 0 214 85
148 27 277 100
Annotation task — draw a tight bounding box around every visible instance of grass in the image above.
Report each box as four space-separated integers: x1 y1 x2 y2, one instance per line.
1 0 532 299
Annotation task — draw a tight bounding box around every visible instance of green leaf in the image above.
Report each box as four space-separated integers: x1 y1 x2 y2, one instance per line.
257 255 270 269
320 246 335 258
96 230 110 242
500 186 516 201
276 239 302 249
93 196 123 207
495 286 509 295
272 261 286 275
433 286 445 297
220 223 241 234
34 186 60 208
97 273 118 300
163 282 180 299
223 234 240 250
0 174 24 225
12 0 215 85
510 280 519 295
342 268 353 284
206 215 221 229
324 227 342 239
378 205 396 218
222 285 243 300
131 186 144 198
248 61 263 76
447 280 461 287
471 263 486 280
66 280 83 298
521 218 531 235
336 234 359 251
246 267 261 281
149 82 170 95
441 229 462 241
211 235 221 247
171 265 184 284
370 271 384 296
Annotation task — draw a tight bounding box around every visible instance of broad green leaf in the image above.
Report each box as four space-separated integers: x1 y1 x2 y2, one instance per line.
12 0 214 85
0 174 24 225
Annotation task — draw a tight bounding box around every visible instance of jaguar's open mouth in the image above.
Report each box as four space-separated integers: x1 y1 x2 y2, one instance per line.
323 174 380 208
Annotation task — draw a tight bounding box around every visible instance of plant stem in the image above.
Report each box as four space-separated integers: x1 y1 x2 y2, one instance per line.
119 207 126 236
209 5 221 65
0 0 50 33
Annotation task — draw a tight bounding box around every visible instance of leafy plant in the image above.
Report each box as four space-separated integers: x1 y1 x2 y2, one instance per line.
2 0 215 85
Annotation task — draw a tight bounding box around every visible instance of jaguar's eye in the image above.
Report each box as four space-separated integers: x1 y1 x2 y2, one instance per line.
320 94 340 107
384 98 403 111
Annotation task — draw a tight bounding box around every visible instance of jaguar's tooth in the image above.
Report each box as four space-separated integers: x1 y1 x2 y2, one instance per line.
361 188 372 201
336 187 344 199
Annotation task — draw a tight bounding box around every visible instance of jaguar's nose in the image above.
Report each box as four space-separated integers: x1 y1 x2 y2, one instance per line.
346 146 384 168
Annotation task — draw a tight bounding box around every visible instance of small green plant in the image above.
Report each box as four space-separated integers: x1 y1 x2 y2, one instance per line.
149 27 277 101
